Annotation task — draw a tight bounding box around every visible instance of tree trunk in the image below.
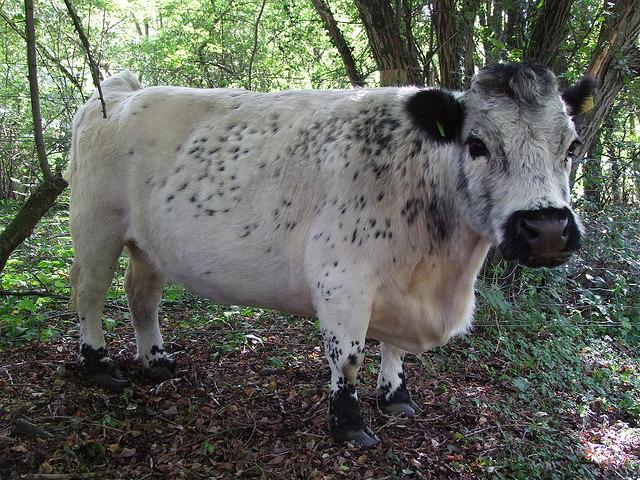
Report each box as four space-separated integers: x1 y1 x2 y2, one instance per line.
525 0 574 70
577 0 640 158
431 0 461 89
353 0 422 86
310 0 365 87
461 0 478 88
26 0 53 182
431 0 476 89
501 0 526 55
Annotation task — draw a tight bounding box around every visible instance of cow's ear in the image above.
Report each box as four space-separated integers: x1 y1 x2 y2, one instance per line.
405 89 465 143
562 76 596 116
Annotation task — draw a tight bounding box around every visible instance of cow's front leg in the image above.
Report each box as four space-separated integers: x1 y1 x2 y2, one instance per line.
323 326 379 448
377 342 421 417
124 246 174 382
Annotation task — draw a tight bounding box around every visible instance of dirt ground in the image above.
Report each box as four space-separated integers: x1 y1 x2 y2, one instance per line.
0 310 634 479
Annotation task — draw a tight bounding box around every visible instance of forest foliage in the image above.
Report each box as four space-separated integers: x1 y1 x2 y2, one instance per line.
0 0 639 205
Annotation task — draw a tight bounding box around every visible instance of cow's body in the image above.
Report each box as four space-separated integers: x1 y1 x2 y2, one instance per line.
68 63 594 446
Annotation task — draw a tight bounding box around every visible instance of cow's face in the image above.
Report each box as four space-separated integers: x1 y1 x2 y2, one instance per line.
406 62 595 267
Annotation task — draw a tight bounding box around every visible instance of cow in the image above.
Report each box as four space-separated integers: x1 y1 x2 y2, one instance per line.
67 62 595 447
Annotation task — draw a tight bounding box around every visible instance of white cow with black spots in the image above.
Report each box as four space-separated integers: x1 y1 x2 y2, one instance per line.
67 62 594 446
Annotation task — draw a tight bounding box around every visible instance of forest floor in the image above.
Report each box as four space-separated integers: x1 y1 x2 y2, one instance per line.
1 303 639 480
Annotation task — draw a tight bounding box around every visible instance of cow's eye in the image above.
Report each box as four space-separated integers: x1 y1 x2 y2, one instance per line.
567 140 582 159
467 137 489 159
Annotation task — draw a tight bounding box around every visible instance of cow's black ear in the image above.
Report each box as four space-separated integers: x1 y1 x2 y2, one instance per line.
562 76 596 116
405 89 465 143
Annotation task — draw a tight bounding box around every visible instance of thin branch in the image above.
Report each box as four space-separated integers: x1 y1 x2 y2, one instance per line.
247 0 267 91
25 0 53 183
62 0 106 118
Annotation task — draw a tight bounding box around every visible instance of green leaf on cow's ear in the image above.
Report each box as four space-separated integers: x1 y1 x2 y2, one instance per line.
436 120 445 137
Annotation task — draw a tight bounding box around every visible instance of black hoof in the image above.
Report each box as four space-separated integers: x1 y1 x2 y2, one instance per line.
88 371 130 390
145 357 176 383
380 399 422 417
334 426 380 448
80 345 129 390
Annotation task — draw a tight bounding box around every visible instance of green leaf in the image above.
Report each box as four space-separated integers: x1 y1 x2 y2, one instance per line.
513 377 530 393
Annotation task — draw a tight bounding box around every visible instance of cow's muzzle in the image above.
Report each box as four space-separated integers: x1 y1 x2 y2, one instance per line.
499 207 582 267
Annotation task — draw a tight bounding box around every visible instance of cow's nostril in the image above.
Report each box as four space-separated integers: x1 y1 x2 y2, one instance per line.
520 219 540 241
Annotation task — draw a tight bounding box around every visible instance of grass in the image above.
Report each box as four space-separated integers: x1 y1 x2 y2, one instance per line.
1 199 640 478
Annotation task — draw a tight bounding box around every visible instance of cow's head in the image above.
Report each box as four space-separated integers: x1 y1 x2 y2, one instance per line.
406 62 595 267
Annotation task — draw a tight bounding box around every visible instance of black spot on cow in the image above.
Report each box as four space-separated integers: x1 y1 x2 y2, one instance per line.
401 198 426 224
150 345 165 356
428 197 449 243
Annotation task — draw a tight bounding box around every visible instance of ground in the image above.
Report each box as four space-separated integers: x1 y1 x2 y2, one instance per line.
1 302 639 479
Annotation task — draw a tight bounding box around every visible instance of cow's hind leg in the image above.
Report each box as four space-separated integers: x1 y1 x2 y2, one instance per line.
377 343 421 417
124 245 174 382
70 242 128 389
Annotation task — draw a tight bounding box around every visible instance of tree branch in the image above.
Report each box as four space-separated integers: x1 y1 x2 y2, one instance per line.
62 0 106 118
0 176 68 273
310 0 365 87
